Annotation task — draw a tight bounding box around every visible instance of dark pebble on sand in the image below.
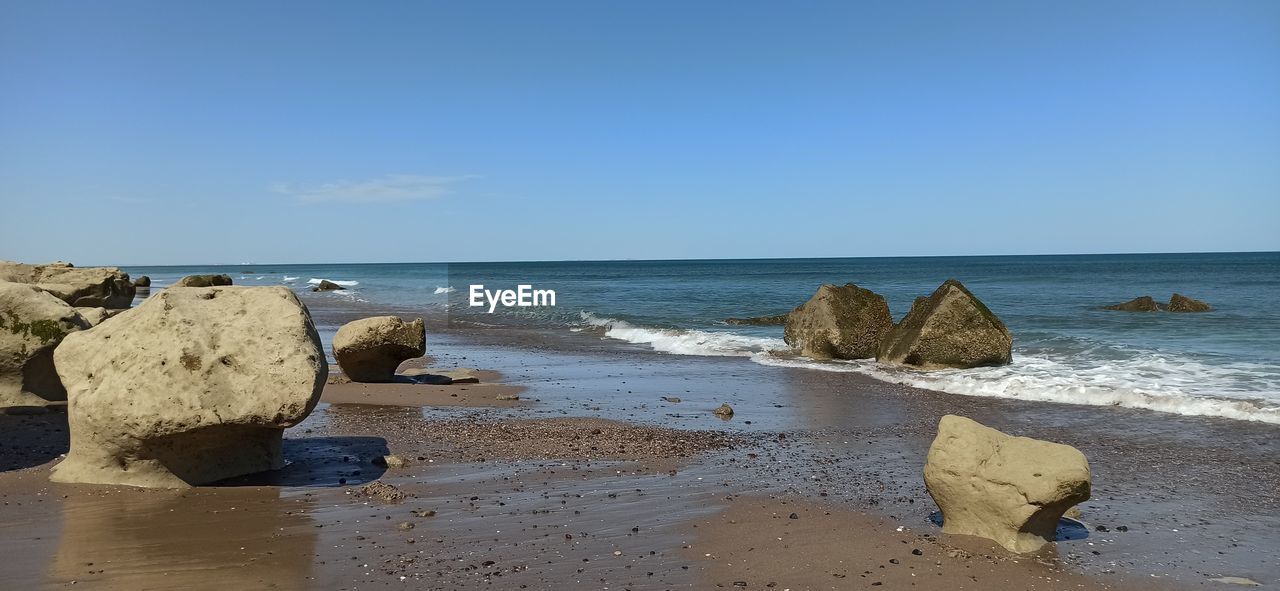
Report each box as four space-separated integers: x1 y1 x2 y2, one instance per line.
1096 525 1109 532
889 558 899 564
912 548 923 555
789 513 798 519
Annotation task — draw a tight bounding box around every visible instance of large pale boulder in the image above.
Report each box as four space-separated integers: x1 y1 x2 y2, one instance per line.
1168 293 1211 312
783 283 892 360
0 282 91 407
175 274 233 287
877 280 1012 368
333 316 426 382
50 286 326 487
0 261 135 309
924 415 1091 553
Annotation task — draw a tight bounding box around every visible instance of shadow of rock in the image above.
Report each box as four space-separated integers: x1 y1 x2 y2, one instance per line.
48 486 318 589
0 408 69 472
215 435 390 487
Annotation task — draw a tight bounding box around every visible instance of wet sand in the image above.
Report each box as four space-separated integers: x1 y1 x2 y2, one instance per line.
0 294 1275 588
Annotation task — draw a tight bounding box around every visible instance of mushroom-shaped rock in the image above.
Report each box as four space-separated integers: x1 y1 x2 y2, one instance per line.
877 280 1012 368
0 261 135 309
0 282 91 407
50 286 326 487
783 283 892 360
1103 296 1161 312
175 274 233 287
333 316 426 382
924 415 1091 553
1168 293 1211 312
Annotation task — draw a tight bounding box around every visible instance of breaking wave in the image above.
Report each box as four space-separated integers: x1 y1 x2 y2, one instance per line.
433 286 456 294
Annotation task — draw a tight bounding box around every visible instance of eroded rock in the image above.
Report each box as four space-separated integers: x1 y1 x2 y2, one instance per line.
0 261 135 309
333 316 426 382
0 282 91 407
1168 293 1211 312
877 280 1012 369
1103 296 1162 312
783 283 892 360
175 274 233 287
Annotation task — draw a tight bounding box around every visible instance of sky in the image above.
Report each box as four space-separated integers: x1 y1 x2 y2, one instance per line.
1 0 1278 265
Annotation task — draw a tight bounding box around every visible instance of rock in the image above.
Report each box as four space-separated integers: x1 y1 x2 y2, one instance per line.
0 282 91 407
74 307 120 327
713 403 734 418
877 280 1012 369
923 415 1091 553
133 275 151 288
373 455 409 469
333 316 426 382
359 481 407 503
724 314 787 326
311 279 345 292
783 283 893 360
1168 293 1211 312
496 393 520 401
0 261 135 309
175 274 233 287
1103 296 1162 312
661 396 682 403
49 286 326 487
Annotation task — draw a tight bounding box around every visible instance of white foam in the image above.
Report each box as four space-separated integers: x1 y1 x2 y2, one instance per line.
308 278 359 287
282 276 299 282
433 286 456 294
579 312 785 357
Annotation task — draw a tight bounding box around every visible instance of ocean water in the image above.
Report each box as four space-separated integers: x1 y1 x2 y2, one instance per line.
124 252 1280 424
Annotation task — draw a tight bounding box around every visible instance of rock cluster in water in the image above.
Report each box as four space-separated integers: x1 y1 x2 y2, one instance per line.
1104 293 1211 312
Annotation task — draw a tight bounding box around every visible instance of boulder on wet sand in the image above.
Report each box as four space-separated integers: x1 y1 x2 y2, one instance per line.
0 261 135 309
924 415 1091 553
724 314 787 326
175 274 233 287
0 282 91 407
311 279 345 292
333 316 426 382
877 279 1012 369
50 286 326 487
783 283 892 360
1103 296 1162 312
1168 293 1211 312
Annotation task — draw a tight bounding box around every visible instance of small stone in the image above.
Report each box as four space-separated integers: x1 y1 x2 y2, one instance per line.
396 521 415 531
911 549 923 556
374 455 409 469
788 512 798 519
714 404 734 418
662 397 682 403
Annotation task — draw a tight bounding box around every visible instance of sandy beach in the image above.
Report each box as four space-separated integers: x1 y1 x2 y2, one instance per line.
0 288 1274 590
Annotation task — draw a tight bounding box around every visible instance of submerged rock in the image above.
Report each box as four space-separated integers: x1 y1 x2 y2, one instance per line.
783 283 892 360
713 403 735 418
877 280 1012 369
724 314 787 326
175 274 233 287
333 316 426 382
1103 296 1162 312
1168 293 1211 312
0 282 91 407
50 286 326 487
311 279 345 292
0 261 135 309
924 415 1091 553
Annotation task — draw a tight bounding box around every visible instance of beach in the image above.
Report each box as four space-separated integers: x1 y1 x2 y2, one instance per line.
1 275 1276 590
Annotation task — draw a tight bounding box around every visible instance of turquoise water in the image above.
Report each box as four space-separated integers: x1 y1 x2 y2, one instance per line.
125 252 1280 423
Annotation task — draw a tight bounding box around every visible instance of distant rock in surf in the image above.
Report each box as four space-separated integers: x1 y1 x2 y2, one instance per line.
50 286 326 487
333 316 426 383
0 281 91 407
311 279 345 292
0 260 135 309
924 415 1091 553
1103 296 1162 312
133 275 151 288
175 273 233 287
877 279 1012 369
783 283 892 360
724 314 787 326
1168 293 1211 312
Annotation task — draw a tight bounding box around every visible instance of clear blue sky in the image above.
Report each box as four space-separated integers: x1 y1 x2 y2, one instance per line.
2 0 1277 265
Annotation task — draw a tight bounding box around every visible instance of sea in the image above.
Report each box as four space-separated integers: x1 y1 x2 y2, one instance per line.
122 252 1280 424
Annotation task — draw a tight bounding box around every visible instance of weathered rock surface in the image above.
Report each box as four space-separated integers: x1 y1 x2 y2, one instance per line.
924 415 1091 553
783 283 892 360
333 316 426 382
175 274 233 287
877 280 1012 369
0 282 91 407
724 314 787 326
1168 293 1211 312
74 307 119 327
133 275 151 288
1103 296 1162 312
0 261 135 309
50 286 326 487
311 279 345 292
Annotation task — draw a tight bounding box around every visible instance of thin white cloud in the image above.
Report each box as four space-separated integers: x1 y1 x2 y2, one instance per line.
273 174 478 203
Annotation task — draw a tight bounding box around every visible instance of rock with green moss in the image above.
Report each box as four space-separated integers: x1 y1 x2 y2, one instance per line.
783 283 893 360
877 279 1012 369
0 261 135 309
0 281 91 407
